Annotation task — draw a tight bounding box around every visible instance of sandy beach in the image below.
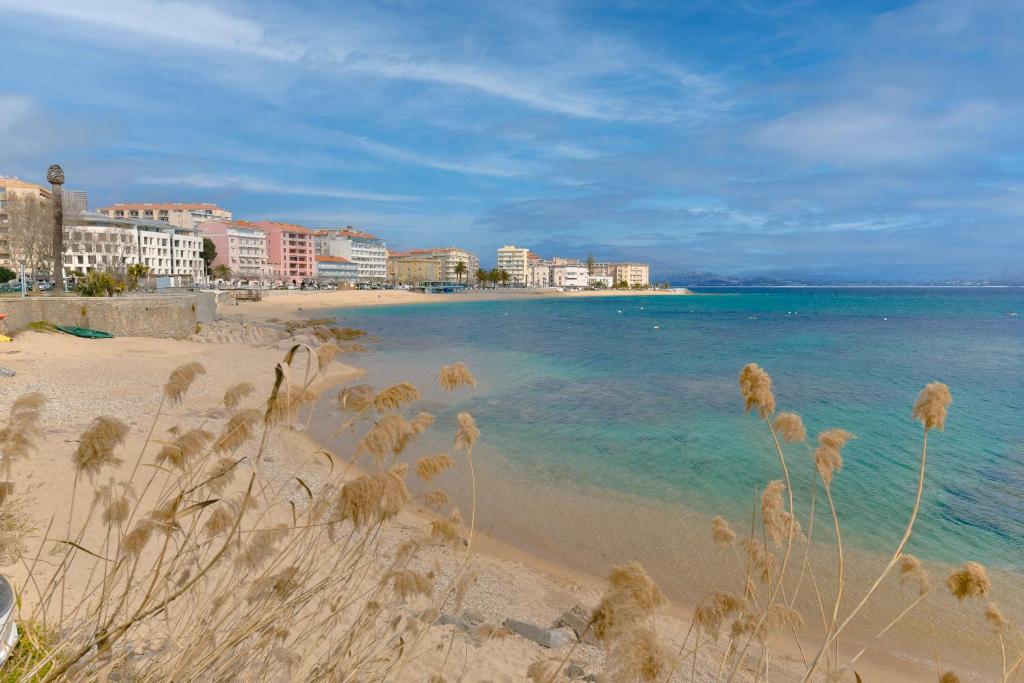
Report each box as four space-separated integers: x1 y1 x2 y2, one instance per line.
223 287 694 322
0 299 1005 681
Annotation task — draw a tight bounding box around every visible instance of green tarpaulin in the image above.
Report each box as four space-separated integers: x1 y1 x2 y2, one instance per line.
54 325 114 339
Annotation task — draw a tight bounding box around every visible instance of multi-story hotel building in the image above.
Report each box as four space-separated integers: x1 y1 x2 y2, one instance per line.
496 245 529 286
314 228 387 282
243 221 316 283
98 203 232 229
315 255 359 282
551 263 590 289
63 212 205 283
199 221 273 281
387 251 442 285
610 263 650 287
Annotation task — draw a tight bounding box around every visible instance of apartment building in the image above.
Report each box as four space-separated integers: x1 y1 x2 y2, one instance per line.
387 251 442 285
527 262 550 287
316 255 359 282
429 247 479 284
551 263 589 289
98 203 232 230
200 221 273 280
610 263 650 287
244 221 315 283
314 228 387 282
496 245 529 286
63 212 204 283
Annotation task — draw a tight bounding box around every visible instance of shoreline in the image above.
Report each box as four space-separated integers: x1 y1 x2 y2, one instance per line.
1 307 1007 680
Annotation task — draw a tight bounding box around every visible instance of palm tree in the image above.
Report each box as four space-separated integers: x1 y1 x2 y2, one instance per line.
212 264 233 281
498 269 511 287
475 267 489 288
454 260 467 285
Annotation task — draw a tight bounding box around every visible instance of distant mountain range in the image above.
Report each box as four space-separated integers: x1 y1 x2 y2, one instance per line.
657 271 1024 287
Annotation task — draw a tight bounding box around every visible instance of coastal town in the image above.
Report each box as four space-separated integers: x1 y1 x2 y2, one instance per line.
0 174 652 294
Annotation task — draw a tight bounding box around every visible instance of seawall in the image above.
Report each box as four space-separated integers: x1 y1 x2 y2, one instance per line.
0 291 220 338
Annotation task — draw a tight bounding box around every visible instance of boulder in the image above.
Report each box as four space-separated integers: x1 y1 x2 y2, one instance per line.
556 606 600 646
503 619 572 649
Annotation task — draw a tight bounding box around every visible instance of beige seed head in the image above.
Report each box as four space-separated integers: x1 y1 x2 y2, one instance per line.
946 561 990 600
223 382 255 410
455 412 480 451
73 416 129 478
422 489 450 510
430 509 463 548
374 381 421 413
164 362 205 404
416 454 455 482
591 561 665 641
939 673 960 683
899 554 931 596
773 412 806 442
814 429 856 487
357 414 416 462
439 362 477 391
155 429 213 470
605 626 675 682
0 392 47 465
711 516 736 547
739 363 775 419
214 409 261 454
383 569 433 601
694 591 744 640
761 480 801 547
985 602 1009 632
742 537 777 583
912 382 952 431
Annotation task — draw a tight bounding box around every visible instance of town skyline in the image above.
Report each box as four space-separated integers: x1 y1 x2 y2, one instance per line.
2 0 1023 282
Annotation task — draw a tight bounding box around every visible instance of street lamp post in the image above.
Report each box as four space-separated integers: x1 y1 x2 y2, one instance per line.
47 164 65 294
18 260 25 299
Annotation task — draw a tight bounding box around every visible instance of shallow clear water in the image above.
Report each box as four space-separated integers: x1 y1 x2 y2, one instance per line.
329 288 1024 572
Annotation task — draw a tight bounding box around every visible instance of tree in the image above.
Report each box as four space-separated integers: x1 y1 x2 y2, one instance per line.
0 267 15 283
498 269 510 287
3 192 84 283
201 238 217 274
212 264 233 281
586 252 595 274
126 263 151 291
475 267 489 288
454 260 467 284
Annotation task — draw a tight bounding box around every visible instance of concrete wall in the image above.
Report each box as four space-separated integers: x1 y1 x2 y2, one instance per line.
0 291 220 338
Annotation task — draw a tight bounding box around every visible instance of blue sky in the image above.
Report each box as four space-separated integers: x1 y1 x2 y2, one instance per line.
1 0 1022 279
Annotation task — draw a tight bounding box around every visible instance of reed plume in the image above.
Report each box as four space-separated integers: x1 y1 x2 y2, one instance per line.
912 382 953 431
761 480 801 546
773 411 806 442
94 479 134 526
526 660 562 682
164 361 206 404
339 467 412 527
605 626 675 682
591 561 665 641
214 409 261 453
739 363 775 419
383 569 433 601
422 489 450 510
742 537 776 583
416 454 455 482
358 414 416 462
898 554 930 595
939 673 960 683
813 428 856 487
155 428 213 470
694 591 744 640
0 392 46 467
985 602 1009 632
439 362 477 391
73 416 129 478
455 412 480 451
946 562 991 600
430 509 463 549
711 515 736 547
374 381 421 413
223 382 255 409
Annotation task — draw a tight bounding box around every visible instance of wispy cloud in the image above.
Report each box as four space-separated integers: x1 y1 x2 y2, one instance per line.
335 133 540 178
138 174 417 202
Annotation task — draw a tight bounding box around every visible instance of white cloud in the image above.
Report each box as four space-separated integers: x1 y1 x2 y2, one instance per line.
138 174 417 202
333 133 539 178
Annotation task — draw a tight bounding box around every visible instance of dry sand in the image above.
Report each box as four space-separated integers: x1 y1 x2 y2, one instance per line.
222 286 694 322
0 314 994 680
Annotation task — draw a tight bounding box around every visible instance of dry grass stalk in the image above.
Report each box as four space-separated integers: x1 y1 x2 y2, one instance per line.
694 591 744 640
912 382 953 431
164 361 205 404
739 363 775 419
73 416 129 478
761 480 801 547
374 381 421 413
214 409 261 454
946 562 991 600
711 515 736 547
416 454 455 482
455 412 479 451
222 382 255 410
773 412 806 443
813 428 855 487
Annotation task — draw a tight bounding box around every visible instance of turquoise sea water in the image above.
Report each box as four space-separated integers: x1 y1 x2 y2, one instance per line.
329 288 1024 572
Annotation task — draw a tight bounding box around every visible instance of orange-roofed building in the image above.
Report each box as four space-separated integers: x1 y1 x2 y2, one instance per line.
240 221 316 283
313 227 387 282
97 202 232 229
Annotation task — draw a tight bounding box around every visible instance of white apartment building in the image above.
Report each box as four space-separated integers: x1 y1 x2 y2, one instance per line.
588 274 613 288
98 203 232 230
551 263 589 289
611 263 650 287
314 228 387 282
527 262 550 287
496 245 529 286
64 213 205 283
430 247 480 283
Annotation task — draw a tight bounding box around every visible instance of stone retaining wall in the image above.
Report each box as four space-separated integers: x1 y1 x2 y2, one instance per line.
0 291 221 338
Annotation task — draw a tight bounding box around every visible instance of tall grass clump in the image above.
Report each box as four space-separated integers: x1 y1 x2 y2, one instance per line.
531 363 1023 682
0 344 485 681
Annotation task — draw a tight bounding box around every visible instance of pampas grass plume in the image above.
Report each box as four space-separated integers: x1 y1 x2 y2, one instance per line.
165 362 206 404
985 601 1009 632
711 516 736 547
0 392 47 464
939 673 960 683
946 561 991 600
899 554 931 595
591 561 665 641
814 428 855 487
439 362 477 391
74 416 129 477
694 591 743 640
416 454 455 482
739 363 775 419
913 382 953 431
384 569 433 601
214 409 261 454
606 626 675 682
774 412 806 442
374 381 420 413
455 412 480 451
223 382 255 410
156 428 213 470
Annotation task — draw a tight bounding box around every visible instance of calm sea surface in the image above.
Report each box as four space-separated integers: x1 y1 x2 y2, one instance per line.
327 288 1024 573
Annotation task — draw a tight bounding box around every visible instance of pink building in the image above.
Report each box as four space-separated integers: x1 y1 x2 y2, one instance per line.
240 221 315 283
199 221 273 280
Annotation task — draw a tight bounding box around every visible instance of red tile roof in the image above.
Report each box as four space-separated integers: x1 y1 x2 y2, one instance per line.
316 255 353 263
